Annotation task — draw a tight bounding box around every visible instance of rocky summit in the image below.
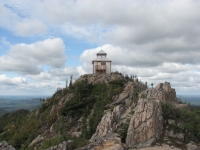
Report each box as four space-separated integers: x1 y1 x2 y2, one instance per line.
0 73 200 150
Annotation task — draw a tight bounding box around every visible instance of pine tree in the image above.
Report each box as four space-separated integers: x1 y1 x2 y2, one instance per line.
69 75 73 88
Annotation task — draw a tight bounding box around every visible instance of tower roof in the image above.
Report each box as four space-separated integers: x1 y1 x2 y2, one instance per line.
92 49 111 63
92 56 111 62
97 49 107 55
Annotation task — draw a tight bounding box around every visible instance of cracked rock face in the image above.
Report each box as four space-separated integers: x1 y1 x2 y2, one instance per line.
126 98 163 148
90 105 126 142
90 81 146 143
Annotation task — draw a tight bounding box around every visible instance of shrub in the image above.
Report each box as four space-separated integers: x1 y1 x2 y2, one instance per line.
162 101 200 142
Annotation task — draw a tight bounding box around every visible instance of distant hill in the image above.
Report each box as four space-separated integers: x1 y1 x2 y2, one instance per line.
178 95 200 106
0 96 48 116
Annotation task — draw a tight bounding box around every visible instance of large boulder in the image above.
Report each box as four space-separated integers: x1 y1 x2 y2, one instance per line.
126 98 163 148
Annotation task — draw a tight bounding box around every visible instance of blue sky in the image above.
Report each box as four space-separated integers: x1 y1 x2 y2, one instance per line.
0 0 200 96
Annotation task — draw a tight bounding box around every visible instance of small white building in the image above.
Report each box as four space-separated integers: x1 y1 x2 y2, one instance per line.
92 50 112 74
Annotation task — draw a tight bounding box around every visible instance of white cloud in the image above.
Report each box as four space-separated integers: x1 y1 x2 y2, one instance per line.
0 74 27 86
1 0 200 48
48 66 80 80
0 74 63 95
1 0 200 95
14 18 47 36
0 38 67 74
0 3 47 36
27 66 81 84
28 72 52 80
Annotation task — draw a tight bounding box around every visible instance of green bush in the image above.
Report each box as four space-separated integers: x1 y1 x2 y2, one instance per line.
162 101 200 142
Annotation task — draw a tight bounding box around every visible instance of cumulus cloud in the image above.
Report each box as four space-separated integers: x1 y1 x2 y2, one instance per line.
0 74 27 86
0 38 67 74
0 75 58 95
81 42 200 69
1 0 200 95
1 0 200 52
27 66 81 84
45 67 79 81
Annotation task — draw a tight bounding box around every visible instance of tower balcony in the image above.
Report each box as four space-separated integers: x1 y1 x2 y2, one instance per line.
95 65 106 70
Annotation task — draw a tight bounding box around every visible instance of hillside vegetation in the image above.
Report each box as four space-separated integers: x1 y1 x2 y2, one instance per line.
0 73 129 149
0 73 200 150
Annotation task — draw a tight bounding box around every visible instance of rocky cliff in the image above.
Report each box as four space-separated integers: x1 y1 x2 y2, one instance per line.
84 81 200 149
126 99 163 148
0 74 200 150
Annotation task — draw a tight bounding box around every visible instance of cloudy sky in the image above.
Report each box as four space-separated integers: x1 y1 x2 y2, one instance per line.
0 0 200 96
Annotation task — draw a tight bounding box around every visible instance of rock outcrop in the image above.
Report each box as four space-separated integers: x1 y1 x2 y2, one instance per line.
140 82 177 102
90 81 175 149
126 99 163 148
0 141 15 150
90 81 147 143
90 105 127 142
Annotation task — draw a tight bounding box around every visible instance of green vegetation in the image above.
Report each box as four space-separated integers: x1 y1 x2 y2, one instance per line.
0 109 40 149
0 109 30 135
5 76 200 149
0 78 125 150
162 101 200 142
0 90 65 149
62 79 125 139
